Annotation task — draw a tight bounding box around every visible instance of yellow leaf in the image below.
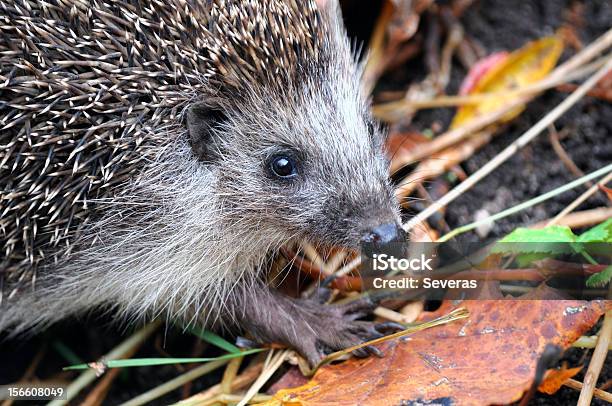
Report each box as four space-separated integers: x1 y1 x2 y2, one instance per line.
451 36 564 128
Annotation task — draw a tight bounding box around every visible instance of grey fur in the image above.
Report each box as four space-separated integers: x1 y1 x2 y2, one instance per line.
0 0 401 363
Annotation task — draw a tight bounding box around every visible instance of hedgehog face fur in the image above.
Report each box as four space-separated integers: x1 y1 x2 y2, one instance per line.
1 0 404 363
194 74 399 251
183 0 401 250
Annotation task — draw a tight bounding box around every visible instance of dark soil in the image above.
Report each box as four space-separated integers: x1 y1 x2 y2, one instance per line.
0 321 228 405
411 1 612 405
1 1 610 405
442 0 612 240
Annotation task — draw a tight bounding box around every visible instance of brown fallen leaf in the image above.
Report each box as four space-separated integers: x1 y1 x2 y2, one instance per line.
385 130 430 163
264 298 606 406
267 366 309 396
538 364 583 395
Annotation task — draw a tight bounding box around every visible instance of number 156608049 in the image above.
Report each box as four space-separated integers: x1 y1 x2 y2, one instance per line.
0 385 67 401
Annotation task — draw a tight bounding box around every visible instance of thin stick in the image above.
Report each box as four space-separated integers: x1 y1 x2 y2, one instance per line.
303 243 325 269
374 306 420 324
548 125 586 181
577 309 612 406
551 27 612 79
80 368 122 406
335 256 362 278
81 339 141 406
402 56 612 234
324 250 348 274
206 393 272 404
565 378 612 403
361 0 395 94
47 321 161 406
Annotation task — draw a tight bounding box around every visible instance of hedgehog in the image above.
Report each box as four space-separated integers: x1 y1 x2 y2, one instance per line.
0 0 405 365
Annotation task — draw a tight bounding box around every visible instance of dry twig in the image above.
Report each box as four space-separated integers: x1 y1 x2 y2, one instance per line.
577 309 612 406
565 378 612 403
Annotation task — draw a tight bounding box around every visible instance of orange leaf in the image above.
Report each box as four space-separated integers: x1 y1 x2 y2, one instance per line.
385 131 430 163
538 364 583 395
265 299 606 406
451 36 564 129
395 130 491 201
599 183 612 202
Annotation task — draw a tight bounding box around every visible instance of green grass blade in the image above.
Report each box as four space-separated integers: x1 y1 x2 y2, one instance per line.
52 341 84 365
63 348 265 370
188 327 241 353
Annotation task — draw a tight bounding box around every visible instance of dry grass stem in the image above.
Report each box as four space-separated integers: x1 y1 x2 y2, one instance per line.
220 356 243 395
547 172 612 226
176 363 264 405
548 125 587 182
310 308 469 375
402 55 612 233
120 359 229 406
530 207 612 230
237 350 289 406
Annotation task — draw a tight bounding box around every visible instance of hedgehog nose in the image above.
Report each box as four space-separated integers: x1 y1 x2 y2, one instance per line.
360 222 406 245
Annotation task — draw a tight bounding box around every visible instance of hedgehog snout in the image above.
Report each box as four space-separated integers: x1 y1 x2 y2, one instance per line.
360 222 406 245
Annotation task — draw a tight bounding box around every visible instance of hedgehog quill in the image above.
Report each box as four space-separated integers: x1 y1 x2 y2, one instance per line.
0 0 405 365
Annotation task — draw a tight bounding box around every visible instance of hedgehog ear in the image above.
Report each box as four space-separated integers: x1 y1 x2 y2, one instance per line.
186 102 227 161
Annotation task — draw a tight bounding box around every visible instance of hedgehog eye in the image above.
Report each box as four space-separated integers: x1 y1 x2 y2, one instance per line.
269 155 298 179
366 121 375 136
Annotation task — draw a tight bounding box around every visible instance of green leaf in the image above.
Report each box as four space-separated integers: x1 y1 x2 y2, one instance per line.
577 219 612 243
586 265 612 288
491 226 577 264
63 348 265 370
189 327 241 353
497 226 577 243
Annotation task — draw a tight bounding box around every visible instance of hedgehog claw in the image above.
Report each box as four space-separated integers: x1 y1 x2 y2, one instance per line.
375 321 405 333
239 289 396 367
